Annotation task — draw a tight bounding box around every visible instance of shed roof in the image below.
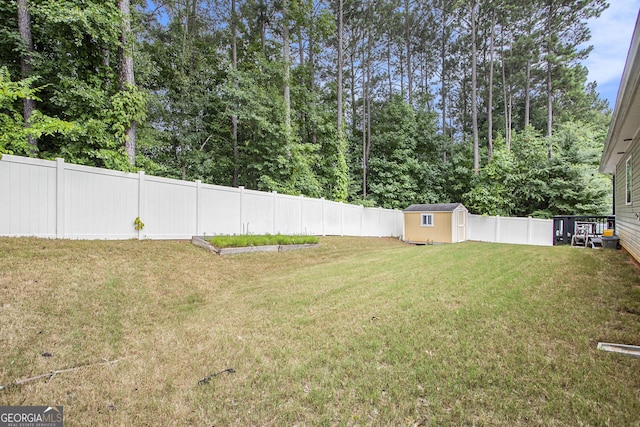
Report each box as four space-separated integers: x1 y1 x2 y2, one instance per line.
404 203 465 212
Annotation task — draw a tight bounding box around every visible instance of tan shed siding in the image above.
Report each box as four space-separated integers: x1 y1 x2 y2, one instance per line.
615 141 640 263
404 211 453 243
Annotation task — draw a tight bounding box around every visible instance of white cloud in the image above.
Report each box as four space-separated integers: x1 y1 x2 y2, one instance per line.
583 2 640 102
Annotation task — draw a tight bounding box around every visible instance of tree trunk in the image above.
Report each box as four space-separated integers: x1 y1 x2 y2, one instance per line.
507 90 512 151
337 0 343 139
546 0 554 157
524 58 531 127
470 3 479 174
502 52 508 145
350 50 357 136
309 23 317 146
405 0 412 105
119 0 136 166
282 0 291 134
231 0 239 187
260 0 267 52
501 27 511 150
17 0 36 152
440 6 447 142
399 36 404 98
461 71 468 144
366 43 371 172
546 57 553 150
387 35 393 99
298 26 304 67
487 10 495 162
362 34 368 198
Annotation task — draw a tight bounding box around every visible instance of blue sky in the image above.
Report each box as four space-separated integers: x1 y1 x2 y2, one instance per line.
582 2 640 109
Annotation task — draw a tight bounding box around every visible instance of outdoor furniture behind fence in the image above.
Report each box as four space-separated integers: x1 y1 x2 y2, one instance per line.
553 215 615 246
571 222 603 248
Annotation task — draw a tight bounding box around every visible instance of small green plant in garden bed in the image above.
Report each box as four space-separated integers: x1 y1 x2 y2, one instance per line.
205 234 319 249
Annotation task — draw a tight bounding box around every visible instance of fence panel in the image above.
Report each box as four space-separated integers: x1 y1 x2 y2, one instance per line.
199 184 242 235
323 201 343 235
0 156 57 237
143 175 197 239
64 164 138 239
1 155 557 245
273 193 301 235
362 208 381 237
530 219 553 246
468 215 496 242
379 209 403 237
242 189 275 235
342 204 363 236
468 214 552 246
0 155 404 240
301 198 324 235
500 216 529 245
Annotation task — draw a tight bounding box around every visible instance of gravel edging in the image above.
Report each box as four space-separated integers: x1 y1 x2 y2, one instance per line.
191 236 320 255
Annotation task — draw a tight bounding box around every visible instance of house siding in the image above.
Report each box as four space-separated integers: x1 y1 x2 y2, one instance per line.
615 141 640 263
404 211 453 243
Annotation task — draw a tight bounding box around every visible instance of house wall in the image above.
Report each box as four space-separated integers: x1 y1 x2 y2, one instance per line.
404 211 453 243
615 141 640 262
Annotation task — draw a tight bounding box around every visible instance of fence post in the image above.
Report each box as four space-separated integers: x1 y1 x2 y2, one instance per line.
137 171 145 240
299 194 304 234
495 215 501 243
272 191 277 235
527 216 533 245
55 158 65 238
239 186 245 234
195 180 201 236
340 202 344 236
321 198 325 236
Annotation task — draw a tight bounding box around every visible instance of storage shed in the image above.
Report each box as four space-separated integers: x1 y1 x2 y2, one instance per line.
403 203 468 244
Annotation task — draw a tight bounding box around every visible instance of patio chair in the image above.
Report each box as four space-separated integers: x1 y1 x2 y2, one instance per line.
571 223 591 247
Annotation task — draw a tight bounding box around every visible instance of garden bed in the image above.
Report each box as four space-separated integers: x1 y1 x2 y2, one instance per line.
191 235 320 255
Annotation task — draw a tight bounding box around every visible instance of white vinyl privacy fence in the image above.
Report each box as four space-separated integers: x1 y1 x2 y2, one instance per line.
0 155 403 239
1 154 554 245
468 214 553 246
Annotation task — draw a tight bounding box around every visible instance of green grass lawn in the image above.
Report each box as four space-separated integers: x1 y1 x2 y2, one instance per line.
0 237 639 425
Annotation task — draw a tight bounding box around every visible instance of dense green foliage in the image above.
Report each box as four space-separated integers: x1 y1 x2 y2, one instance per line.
0 67 77 154
0 0 612 216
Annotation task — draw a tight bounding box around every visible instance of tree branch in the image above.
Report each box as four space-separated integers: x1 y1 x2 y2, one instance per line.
0 358 121 391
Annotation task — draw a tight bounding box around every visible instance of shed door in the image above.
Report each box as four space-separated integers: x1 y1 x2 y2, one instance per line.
457 210 466 242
